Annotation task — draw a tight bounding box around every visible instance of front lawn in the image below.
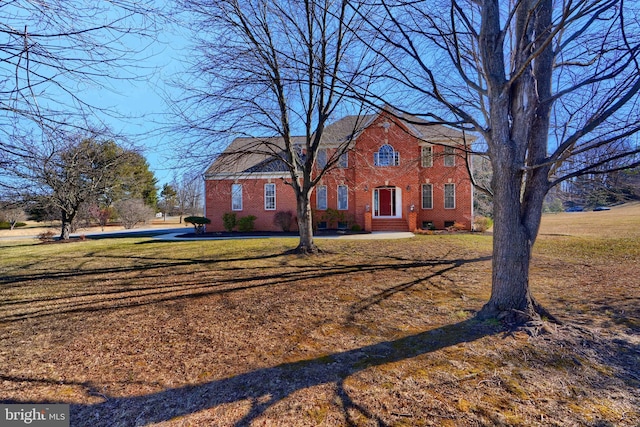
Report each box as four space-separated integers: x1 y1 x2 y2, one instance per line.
0 206 638 426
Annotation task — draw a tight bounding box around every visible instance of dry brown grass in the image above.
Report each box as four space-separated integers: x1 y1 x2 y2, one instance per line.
0 217 188 238
0 205 638 426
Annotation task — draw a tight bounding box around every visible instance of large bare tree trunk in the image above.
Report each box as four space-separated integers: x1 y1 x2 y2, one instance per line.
479 160 556 323
478 162 537 322
474 0 555 323
295 191 318 254
60 211 74 240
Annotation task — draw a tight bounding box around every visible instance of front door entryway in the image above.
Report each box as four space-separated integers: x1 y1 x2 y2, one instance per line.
374 187 400 217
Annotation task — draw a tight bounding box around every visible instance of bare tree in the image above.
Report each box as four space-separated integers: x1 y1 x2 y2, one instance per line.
0 1 163 198
172 0 379 253
115 198 155 229
89 205 113 232
362 0 640 322
14 132 132 239
0 202 26 230
172 174 203 222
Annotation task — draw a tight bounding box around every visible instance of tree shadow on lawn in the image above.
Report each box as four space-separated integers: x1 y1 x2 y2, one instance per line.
0 248 491 323
67 318 500 427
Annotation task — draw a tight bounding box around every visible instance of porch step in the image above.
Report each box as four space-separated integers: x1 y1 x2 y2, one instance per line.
371 218 410 232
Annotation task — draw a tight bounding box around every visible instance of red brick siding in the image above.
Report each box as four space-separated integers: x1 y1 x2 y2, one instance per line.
205 113 473 231
205 178 299 232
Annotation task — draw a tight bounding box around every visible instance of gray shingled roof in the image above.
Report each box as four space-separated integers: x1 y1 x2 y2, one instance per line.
205 110 470 177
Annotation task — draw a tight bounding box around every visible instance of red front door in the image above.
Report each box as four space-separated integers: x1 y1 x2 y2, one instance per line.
379 188 392 216
376 187 396 216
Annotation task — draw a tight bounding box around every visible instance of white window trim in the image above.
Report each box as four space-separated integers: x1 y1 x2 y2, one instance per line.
421 183 433 209
421 145 433 168
337 184 348 210
444 183 456 209
231 183 243 211
374 144 400 166
264 183 276 210
444 146 455 167
338 151 348 168
317 149 328 169
316 185 328 210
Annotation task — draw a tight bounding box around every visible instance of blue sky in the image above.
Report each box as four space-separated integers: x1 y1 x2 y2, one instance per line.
0 1 193 188
91 36 189 187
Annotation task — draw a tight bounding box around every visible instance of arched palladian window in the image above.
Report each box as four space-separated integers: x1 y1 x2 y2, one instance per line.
374 144 399 166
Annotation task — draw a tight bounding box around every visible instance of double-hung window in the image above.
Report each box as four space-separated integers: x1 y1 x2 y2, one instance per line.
422 184 433 209
231 184 243 211
444 146 455 167
316 185 327 210
444 183 456 209
264 183 276 210
421 146 433 167
337 185 348 210
317 149 327 169
338 151 348 168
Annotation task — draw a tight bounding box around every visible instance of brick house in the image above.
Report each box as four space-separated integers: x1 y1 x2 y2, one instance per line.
204 109 474 232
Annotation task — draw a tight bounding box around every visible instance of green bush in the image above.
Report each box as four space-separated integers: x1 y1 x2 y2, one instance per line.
237 215 257 232
222 212 237 232
351 223 362 232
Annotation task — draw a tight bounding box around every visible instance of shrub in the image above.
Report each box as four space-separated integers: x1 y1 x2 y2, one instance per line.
351 223 362 232
37 230 56 242
184 216 211 234
273 211 294 232
415 229 434 235
446 221 467 232
237 215 257 232
114 199 155 229
473 216 493 232
222 212 237 232
454 222 467 231
319 208 345 229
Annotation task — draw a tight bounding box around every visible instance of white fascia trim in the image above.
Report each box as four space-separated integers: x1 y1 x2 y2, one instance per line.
204 172 289 180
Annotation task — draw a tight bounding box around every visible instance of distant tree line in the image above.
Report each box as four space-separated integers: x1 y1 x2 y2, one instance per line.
472 161 640 216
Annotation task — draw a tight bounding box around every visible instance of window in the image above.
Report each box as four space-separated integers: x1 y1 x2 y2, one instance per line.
338 151 348 168
264 183 276 210
421 184 433 209
444 146 455 167
316 185 327 210
421 146 433 167
317 149 327 168
444 183 456 209
231 184 243 211
337 185 348 210
374 144 399 166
